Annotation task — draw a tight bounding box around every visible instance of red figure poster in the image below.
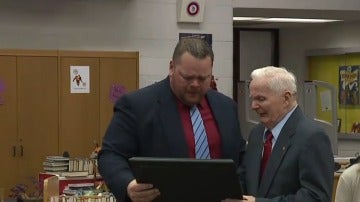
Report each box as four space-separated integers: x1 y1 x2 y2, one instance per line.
339 65 360 105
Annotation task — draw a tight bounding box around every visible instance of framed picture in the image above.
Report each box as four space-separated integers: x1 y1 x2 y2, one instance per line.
337 118 342 133
339 65 360 105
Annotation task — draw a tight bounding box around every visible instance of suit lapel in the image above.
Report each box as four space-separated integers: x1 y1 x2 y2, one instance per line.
252 129 265 194
245 126 265 195
258 107 301 196
158 79 189 157
258 128 293 195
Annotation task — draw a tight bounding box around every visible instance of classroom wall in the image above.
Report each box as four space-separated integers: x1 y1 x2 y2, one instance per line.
280 21 360 156
1 0 359 156
308 54 360 134
280 21 360 84
1 0 360 98
0 0 234 97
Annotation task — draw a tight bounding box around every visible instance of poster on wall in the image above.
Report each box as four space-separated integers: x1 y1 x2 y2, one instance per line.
70 66 90 93
109 84 127 103
0 80 5 105
339 65 360 105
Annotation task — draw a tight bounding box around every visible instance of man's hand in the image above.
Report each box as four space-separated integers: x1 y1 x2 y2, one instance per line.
127 179 160 202
222 195 256 202
243 195 255 202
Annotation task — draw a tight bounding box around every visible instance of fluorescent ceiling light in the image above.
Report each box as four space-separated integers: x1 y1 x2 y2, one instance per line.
263 18 340 23
233 17 266 21
233 17 341 23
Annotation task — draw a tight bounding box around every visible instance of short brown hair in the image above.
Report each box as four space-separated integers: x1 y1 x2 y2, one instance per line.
172 38 214 65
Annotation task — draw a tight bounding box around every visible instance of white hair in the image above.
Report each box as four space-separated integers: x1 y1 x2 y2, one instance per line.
250 66 297 95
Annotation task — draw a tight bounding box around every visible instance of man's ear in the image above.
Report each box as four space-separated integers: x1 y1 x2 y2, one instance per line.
284 91 292 102
169 60 174 69
169 60 175 76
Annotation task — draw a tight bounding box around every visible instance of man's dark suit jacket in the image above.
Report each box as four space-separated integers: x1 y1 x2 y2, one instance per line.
98 77 246 201
241 106 334 202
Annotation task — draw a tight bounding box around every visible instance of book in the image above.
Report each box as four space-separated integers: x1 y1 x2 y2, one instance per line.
67 183 94 190
43 161 69 167
60 171 89 178
44 166 68 172
46 156 70 162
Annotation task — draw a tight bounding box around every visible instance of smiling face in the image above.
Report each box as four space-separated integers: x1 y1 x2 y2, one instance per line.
249 78 291 129
169 52 212 106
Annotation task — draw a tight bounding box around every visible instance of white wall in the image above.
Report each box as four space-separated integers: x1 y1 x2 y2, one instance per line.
0 0 234 97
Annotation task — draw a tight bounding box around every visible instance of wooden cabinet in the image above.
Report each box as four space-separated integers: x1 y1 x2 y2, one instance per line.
16 55 59 184
99 56 139 136
0 52 59 197
58 51 139 157
59 56 100 157
0 50 139 198
0 55 18 196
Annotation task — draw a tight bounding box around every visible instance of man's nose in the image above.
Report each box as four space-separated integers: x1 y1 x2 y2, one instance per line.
251 101 258 109
190 79 201 86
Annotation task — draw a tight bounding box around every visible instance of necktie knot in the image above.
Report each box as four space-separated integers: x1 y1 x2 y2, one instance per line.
190 106 197 115
265 130 273 142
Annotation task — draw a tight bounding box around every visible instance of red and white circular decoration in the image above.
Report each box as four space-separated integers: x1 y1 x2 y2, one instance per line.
187 1 200 16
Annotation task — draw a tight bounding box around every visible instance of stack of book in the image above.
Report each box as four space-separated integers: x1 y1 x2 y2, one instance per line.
68 158 97 175
43 156 69 172
62 182 95 196
50 193 116 202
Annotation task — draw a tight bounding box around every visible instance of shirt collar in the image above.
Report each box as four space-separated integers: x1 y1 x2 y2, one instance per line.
176 97 207 110
264 105 298 142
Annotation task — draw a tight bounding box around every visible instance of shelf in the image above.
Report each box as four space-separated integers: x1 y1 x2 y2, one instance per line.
338 133 360 140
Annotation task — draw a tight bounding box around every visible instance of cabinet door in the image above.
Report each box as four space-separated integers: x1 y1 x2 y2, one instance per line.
0 56 19 195
99 57 138 141
17 56 59 182
59 57 100 157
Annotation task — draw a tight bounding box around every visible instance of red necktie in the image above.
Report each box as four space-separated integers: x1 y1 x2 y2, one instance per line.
260 130 273 178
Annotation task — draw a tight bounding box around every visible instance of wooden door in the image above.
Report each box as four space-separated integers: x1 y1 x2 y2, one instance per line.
59 57 100 157
99 56 138 141
0 56 19 196
16 56 59 184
